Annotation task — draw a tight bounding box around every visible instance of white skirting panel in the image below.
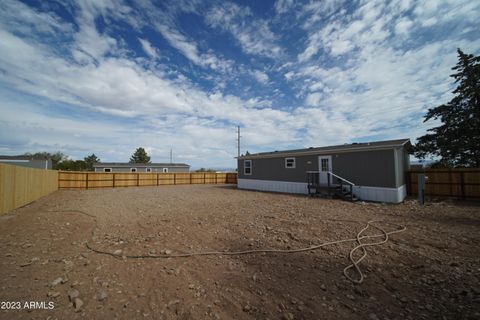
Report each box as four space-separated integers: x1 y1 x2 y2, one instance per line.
352 184 406 203
237 178 308 194
238 178 407 203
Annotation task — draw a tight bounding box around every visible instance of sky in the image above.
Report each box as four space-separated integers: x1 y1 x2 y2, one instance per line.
0 0 479 168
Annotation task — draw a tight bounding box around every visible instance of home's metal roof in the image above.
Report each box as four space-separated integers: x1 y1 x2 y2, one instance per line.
93 162 190 168
238 138 411 159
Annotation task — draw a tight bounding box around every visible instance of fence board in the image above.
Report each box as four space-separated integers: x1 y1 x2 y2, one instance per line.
1 163 58 214
406 168 480 199
58 171 237 189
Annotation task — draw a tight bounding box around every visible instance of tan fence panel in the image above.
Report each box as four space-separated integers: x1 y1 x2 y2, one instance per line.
158 173 175 185
173 173 190 184
58 171 237 189
138 173 156 186
1 163 58 214
407 168 480 199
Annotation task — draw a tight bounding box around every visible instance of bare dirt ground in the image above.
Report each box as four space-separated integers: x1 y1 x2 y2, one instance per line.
1 185 479 320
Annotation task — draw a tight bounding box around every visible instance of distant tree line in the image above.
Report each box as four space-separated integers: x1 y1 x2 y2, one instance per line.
24 152 100 171
23 147 155 171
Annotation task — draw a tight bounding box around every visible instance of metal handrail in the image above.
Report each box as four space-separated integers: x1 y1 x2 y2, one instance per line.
328 172 355 186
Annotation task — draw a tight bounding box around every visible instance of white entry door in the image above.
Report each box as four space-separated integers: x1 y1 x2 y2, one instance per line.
318 155 332 185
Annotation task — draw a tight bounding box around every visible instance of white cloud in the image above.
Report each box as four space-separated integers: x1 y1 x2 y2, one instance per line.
394 18 413 35
157 24 233 72
1 0 479 168
206 3 282 57
274 0 294 14
138 38 159 59
251 70 269 84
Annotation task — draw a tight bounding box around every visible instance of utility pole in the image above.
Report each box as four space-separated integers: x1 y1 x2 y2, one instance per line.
237 125 241 158
170 149 173 163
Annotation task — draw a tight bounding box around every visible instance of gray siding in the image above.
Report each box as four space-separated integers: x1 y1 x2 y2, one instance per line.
94 166 189 173
238 155 318 183
331 150 395 188
238 149 404 188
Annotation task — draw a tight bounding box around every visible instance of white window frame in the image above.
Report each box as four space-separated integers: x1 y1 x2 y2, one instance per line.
103 168 112 173
162 168 168 173
130 168 137 172
285 157 296 169
146 168 152 173
244 160 252 175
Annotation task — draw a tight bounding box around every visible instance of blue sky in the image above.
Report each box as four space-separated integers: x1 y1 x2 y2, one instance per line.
0 0 479 168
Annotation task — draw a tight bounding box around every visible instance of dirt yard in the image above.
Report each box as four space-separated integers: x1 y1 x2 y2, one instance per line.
0 185 479 320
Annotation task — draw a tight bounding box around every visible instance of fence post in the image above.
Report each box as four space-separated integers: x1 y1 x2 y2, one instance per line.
190 173 192 184
215 173 218 184
174 173 176 185
460 172 465 199
157 173 159 186
113 173 116 188
86 173 89 190
137 173 139 187
204 173 206 184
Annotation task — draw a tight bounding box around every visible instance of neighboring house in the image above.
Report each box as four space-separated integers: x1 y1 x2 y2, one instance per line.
93 162 190 173
0 155 52 169
237 138 411 203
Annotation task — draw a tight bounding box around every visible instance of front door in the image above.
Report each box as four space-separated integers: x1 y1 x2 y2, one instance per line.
318 155 332 185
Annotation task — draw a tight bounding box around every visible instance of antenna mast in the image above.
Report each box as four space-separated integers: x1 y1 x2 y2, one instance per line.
237 126 241 158
170 148 173 163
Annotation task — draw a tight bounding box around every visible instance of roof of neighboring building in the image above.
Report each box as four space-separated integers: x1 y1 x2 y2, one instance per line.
0 155 50 160
238 138 411 159
93 162 190 168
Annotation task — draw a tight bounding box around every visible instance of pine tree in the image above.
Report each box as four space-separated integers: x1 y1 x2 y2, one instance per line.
414 49 480 167
129 147 151 164
84 153 100 171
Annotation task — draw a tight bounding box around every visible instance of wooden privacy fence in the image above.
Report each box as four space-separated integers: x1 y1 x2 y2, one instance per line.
58 172 238 189
406 168 480 199
0 163 58 214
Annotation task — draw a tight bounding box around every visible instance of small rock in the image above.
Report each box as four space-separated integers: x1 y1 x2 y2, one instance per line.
68 289 80 302
282 312 294 320
243 305 251 312
73 298 83 312
320 284 326 291
97 292 108 301
369 313 379 320
47 291 61 298
19 261 33 267
51 277 63 287
113 249 122 256
164 249 172 255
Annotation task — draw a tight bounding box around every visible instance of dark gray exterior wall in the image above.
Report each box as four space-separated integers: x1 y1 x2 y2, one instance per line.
331 150 395 188
94 166 189 173
238 154 319 183
238 148 409 188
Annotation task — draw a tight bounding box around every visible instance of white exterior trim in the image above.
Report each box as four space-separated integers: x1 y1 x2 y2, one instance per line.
238 178 308 194
238 178 407 203
352 185 406 203
285 157 296 168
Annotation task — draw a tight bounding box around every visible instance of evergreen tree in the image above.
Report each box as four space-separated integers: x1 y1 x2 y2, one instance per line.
84 153 100 171
129 147 151 163
414 49 480 167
